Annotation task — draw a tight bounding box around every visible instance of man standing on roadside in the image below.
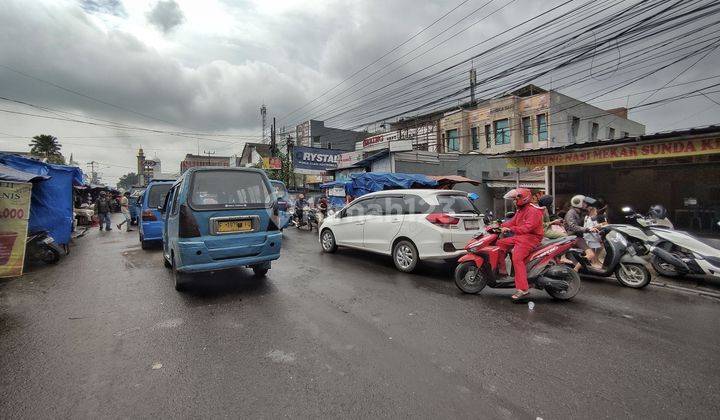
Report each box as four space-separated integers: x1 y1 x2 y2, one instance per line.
116 191 134 232
94 191 112 231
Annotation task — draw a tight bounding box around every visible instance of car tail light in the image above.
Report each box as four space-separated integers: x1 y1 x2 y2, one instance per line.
179 204 201 238
141 210 157 221
426 212 460 227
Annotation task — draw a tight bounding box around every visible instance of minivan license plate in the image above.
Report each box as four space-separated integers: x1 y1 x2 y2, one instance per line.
217 220 252 233
464 219 480 230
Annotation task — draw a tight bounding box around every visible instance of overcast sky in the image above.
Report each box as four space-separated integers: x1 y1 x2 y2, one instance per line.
1 0 719 185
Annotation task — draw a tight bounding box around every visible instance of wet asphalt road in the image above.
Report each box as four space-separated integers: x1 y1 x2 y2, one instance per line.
1 217 719 419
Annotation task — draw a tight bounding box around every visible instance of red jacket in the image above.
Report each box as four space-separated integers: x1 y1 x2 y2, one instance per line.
501 204 544 242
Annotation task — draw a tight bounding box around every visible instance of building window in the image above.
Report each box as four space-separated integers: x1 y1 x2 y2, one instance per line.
591 122 599 141
522 117 532 143
571 116 580 140
312 136 321 148
457 169 467 177
607 127 615 139
484 124 492 148
537 114 548 141
494 119 510 145
620 131 629 138
471 127 479 150
445 129 459 152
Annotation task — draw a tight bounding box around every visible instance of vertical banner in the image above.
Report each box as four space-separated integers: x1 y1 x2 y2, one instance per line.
0 182 31 278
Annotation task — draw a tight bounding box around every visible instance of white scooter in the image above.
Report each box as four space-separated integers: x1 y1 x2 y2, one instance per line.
622 207 720 280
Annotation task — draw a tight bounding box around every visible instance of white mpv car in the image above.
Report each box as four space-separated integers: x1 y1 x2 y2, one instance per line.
318 189 483 272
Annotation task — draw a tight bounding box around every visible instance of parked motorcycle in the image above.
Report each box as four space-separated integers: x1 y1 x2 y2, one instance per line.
26 231 63 264
454 227 581 300
623 207 720 280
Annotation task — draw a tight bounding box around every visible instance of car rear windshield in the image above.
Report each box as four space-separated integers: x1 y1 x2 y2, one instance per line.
435 194 478 214
271 182 288 197
147 184 171 208
190 171 272 209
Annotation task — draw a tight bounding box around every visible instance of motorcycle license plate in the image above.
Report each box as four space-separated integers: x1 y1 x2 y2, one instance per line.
464 219 480 230
217 220 252 233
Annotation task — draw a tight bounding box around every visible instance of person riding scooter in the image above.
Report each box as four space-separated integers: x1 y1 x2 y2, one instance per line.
497 188 544 301
294 193 309 226
564 194 600 271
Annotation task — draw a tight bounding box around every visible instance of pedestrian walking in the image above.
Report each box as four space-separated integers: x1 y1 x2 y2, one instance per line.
94 191 112 231
116 192 134 232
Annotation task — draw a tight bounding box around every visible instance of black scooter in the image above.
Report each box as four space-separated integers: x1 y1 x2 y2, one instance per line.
567 226 652 288
26 231 63 264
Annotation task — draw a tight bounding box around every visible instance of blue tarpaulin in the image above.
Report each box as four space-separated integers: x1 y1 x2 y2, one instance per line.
0 154 84 245
0 163 51 183
346 172 438 197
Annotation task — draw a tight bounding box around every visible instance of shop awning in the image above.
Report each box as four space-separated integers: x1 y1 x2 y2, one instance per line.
489 125 720 168
485 170 545 189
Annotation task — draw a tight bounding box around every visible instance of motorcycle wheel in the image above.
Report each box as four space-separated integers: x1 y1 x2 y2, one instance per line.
615 263 651 288
41 248 61 264
545 265 581 300
650 255 685 278
454 262 487 294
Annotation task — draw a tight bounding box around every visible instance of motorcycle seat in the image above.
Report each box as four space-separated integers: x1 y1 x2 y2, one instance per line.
533 237 572 252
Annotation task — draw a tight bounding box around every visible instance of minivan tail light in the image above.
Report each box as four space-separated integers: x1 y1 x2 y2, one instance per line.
179 204 201 238
141 209 157 221
426 213 460 227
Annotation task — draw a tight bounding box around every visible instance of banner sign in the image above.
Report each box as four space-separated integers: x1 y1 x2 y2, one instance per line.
293 146 343 172
0 182 31 278
336 150 364 169
262 157 282 170
508 137 720 168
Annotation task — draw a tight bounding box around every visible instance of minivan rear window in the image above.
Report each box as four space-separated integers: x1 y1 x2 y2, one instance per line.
435 194 478 214
190 171 272 209
147 184 171 208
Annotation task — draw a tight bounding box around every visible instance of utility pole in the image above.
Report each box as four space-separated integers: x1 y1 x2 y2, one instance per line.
260 104 268 144
469 68 477 105
203 150 216 166
286 134 294 188
270 117 277 157
87 161 99 184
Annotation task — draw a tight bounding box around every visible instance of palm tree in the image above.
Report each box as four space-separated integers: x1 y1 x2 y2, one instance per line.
29 134 64 164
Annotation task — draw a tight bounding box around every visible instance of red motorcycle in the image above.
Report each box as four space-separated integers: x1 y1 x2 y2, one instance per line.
454 227 581 300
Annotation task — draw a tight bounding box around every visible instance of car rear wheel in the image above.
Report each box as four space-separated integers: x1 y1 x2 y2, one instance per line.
320 229 337 253
172 254 189 292
393 240 419 273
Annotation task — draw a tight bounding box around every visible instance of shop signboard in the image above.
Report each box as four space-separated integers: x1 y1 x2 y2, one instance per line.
508 137 720 167
329 186 346 197
293 146 342 173
336 150 364 169
262 157 282 169
0 181 31 278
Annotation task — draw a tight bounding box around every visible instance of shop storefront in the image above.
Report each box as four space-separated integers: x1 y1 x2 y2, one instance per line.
494 126 720 234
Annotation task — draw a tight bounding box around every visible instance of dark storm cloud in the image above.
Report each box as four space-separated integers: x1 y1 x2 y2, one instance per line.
146 0 185 34
79 0 127 17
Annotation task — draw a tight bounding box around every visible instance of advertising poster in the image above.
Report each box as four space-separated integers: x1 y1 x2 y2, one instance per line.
0 182 32 278
293 146 343 173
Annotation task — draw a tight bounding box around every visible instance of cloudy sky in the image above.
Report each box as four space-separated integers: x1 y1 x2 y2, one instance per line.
1 0 719 185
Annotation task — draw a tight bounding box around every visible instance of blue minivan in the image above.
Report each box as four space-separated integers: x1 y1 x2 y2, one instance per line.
161 168 282 291
270 180 292 229
138 180 174 249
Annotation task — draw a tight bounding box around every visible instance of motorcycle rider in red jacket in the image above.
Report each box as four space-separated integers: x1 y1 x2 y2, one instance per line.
497 188 544 300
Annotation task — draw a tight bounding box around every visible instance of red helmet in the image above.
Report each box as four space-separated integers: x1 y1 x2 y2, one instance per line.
503 188 532 207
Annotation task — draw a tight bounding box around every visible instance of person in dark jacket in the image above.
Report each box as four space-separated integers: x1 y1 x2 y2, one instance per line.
94 191 112 231
564 194 599 270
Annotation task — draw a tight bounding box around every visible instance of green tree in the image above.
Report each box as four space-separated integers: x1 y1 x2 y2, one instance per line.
29 134 65 164
117 172 141 191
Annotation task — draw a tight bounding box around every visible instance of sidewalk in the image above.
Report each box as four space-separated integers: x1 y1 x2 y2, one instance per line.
651 273 720 300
